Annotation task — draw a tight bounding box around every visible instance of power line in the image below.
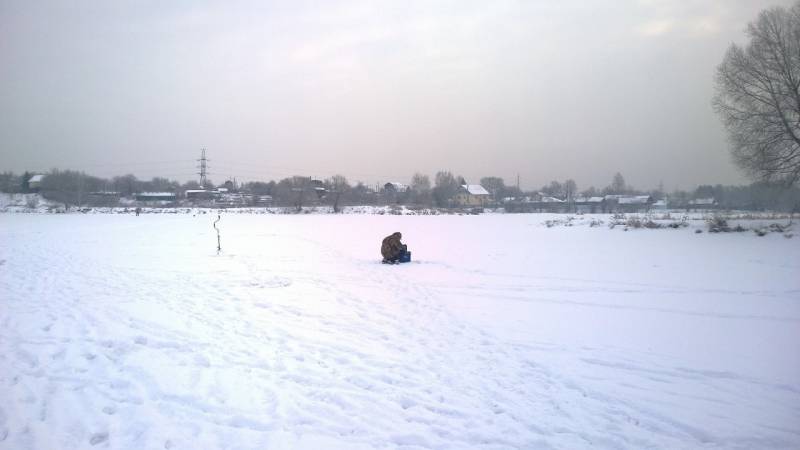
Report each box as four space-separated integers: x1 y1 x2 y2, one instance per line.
28 154 431 185
211 160 410 180
71 159 193 168
37 156 409 181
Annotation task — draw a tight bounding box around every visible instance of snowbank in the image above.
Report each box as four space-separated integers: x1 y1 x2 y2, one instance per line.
0 193 58 213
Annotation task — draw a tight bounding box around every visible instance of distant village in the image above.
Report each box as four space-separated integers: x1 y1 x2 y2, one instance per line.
4 172 798 214
2 152 799 213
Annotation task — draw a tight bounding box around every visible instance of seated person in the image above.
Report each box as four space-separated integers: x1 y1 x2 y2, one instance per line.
381 232 409 263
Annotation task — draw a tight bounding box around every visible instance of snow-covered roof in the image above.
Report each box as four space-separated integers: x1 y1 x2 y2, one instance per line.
618 195 652 205
573 196 604 203
29 174 44 183
384 182 409 192
137 192 175 197
689 198 716 205
185 189 210 194
540 196 564 203
462 184 489 196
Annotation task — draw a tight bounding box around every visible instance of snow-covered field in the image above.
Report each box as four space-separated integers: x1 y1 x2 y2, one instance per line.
1 213 798 449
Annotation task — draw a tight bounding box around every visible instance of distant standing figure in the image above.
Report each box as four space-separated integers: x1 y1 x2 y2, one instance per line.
381 232 410 263
135 207 141 216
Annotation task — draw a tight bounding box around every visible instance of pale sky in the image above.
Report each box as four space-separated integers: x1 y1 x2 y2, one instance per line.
1 0 795 191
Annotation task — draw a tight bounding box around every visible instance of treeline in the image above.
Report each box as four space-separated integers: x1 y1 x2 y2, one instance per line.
1 169 799 211
670 184 800 212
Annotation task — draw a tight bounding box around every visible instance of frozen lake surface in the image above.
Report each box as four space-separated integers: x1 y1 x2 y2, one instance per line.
1 213 798 449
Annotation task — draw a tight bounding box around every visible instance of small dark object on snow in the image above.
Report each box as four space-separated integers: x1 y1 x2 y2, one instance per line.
769 223 790 233
707 216 730 233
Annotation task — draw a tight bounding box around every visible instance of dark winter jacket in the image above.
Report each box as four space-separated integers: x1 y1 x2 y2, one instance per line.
381 232 405 260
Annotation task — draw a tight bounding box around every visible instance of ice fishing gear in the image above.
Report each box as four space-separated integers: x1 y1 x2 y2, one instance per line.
213 214 221 253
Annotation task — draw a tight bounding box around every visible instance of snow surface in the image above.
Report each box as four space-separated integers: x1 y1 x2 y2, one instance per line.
1 213 798 449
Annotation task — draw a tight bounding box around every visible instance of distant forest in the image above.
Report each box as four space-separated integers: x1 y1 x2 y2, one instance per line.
1 169 799 212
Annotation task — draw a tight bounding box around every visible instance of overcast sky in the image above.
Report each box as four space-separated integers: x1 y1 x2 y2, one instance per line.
1 0 795 190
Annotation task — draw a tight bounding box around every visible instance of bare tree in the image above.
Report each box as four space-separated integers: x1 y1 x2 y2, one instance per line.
351 182 377 205
563 179 577 200
325 174 350 212
541 180 564 198
410 173 432 206
276 176 311 211
112 174 140 197
0 172 21 193
713 1 800 185
146 177 178 193
563 179 577 212
604 172 627 195
432 171 460 208
243 181 274 196
480 176 505 203
41 169 102 209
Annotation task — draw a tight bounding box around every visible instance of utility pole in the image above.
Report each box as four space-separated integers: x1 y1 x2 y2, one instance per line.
516 173 520 191
197 149 209 188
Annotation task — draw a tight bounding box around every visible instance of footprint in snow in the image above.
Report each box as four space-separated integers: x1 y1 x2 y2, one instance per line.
89 432 108 446
247 277 292 288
